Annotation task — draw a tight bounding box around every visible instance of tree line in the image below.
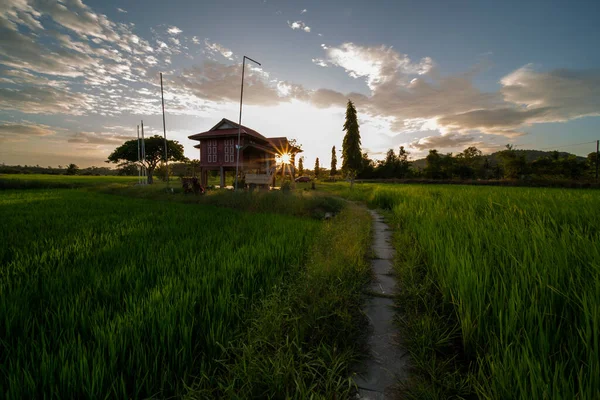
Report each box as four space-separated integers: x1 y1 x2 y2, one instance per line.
355 144 597 181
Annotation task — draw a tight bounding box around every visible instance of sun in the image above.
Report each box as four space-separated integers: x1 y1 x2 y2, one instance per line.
277 152 291 165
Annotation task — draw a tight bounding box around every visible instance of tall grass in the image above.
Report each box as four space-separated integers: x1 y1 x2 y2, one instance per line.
188 204 373 399
0 174 137 189
330 183 600 399
0 189 319 398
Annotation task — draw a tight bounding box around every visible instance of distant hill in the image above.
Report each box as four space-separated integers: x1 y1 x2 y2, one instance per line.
409 149 588 170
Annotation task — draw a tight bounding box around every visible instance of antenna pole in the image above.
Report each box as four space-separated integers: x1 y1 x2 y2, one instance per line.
137 125 141 184
235 55 261 191
596 140 600 182
141 120 147 185
160 73 169 188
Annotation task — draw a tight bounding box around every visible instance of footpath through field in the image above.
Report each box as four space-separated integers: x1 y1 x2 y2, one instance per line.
354 209 409 399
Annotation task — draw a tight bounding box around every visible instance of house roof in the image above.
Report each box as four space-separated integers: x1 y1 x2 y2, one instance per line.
268 137 303 153
188 118 268 142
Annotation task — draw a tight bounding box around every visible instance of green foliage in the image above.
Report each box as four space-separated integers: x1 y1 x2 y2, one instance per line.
107 135 187 183
497 144 528 179
314 157 320 178
0 189 320 398
65 163 79 175
341 100 362 182
330 146 337 176
298 156 304 176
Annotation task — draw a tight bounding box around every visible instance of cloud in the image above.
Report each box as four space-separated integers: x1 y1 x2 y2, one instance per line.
287 20 311 32
500 66 600 122
324 42 433 90
301 9 307 14
410 134 475 150
174 61 286 106
167 26 182 35
312 58 329 67
116 7 127 13
0 86 93 115
204 40 234 60
191 36 200 44
68 131 132 145
0 122 56 141
437 108 546 137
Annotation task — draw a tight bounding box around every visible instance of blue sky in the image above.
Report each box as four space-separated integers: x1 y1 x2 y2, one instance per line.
0 0 599 167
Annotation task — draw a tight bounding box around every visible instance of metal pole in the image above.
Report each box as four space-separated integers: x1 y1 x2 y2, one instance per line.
137 125 141 184
141 120 146 184
596 140 600 182
235 55 261 190
160 73 169 188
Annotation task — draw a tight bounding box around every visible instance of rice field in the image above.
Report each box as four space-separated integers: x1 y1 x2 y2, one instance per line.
333 183 600 399
0 188 320 398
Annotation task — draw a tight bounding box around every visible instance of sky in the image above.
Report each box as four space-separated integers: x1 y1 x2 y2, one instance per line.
0 0 599 168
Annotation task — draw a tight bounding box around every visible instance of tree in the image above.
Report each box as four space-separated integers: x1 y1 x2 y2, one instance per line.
298 156 304 176
397 146 410 178
455 146 482 179
330 146 337 176
497 144 527 179
117 164 138 176
107 135 187 184
314 157 320 178
424 150 442 179
341 100 362 187
65 163 79 175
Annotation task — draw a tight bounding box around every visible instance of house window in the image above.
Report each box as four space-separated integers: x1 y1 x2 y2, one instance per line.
206 140 217 163
224 139 235 163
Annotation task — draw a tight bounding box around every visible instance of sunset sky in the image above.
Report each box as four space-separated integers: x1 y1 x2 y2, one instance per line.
1 0 599 168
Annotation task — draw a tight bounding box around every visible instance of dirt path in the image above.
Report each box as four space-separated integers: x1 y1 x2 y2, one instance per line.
354 209 409 399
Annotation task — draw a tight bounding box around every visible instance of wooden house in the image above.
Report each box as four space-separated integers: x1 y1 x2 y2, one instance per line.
188 118 301 188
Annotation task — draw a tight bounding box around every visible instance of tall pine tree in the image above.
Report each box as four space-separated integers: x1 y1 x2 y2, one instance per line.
314 157 320 178
298 156 304 176
330 146 337 176
342 100 362 187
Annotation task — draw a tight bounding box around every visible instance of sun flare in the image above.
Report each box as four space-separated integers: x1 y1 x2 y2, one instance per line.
277 152 291 165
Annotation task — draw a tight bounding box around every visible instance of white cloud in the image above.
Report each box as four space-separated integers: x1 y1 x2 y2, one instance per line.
116 8 127 13
312 58 329 67
324 42 433 90
191 36 200 44
287 20 311 33
167 26 182 35
301 9 307 14
204 40 234 60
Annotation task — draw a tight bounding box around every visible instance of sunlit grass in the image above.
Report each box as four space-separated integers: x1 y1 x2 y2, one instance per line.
0 189 321 398
326 182 600 399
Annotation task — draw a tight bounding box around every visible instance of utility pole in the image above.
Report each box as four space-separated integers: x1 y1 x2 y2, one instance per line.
160 73 169 188
137 125 141 184
596 140 600 182
235 55 261 190
141 120 146 184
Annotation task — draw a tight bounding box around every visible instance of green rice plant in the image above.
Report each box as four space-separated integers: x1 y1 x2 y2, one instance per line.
187 204 372 399
327 183 600 399
0 189 320 398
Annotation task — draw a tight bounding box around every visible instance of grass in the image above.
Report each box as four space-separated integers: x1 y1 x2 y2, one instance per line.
99 181 345 220
187 203 373 399
0 189 321 398
0 173 137 189
326 182 600 399
0 175 374 399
